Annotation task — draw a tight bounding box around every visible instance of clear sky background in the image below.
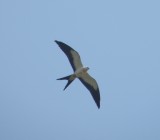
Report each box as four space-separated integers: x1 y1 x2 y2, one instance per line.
0 0 160 140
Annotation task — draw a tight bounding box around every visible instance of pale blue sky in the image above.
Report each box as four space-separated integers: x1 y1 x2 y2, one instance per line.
0 0 160 140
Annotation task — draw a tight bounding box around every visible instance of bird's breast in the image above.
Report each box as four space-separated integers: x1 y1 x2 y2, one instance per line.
74 67 87 77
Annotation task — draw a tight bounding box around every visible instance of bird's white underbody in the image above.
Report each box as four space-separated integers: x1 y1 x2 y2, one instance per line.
74 67 89 77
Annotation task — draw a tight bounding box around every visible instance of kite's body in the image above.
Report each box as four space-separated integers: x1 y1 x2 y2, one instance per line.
55 40 100 108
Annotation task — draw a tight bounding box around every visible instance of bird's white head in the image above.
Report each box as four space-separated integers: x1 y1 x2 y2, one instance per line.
84 67 89 71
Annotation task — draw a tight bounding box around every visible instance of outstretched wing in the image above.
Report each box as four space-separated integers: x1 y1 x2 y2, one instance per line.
55 40 83 71
79 73 100 108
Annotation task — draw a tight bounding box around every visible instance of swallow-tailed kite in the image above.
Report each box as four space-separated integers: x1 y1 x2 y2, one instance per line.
55 40 100 108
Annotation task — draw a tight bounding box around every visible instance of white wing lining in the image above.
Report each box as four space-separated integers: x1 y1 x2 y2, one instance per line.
70 50 83 70
80 73 98 90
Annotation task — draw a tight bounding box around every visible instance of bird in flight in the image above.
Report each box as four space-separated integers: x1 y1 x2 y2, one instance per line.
55 40 100 108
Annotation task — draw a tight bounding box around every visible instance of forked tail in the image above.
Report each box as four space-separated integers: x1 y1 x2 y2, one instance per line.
57 74 75 90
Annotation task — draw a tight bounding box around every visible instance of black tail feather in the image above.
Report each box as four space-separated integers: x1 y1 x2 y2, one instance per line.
57 74 75 90
57 75 71 80
63 80 74 90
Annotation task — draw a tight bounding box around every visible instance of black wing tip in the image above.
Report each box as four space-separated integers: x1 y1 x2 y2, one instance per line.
55 40 67 48
97 103 100 109
55 40 60 44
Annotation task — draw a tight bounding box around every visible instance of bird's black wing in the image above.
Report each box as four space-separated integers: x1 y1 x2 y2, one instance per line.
79 73 100 108
55 40 83 71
